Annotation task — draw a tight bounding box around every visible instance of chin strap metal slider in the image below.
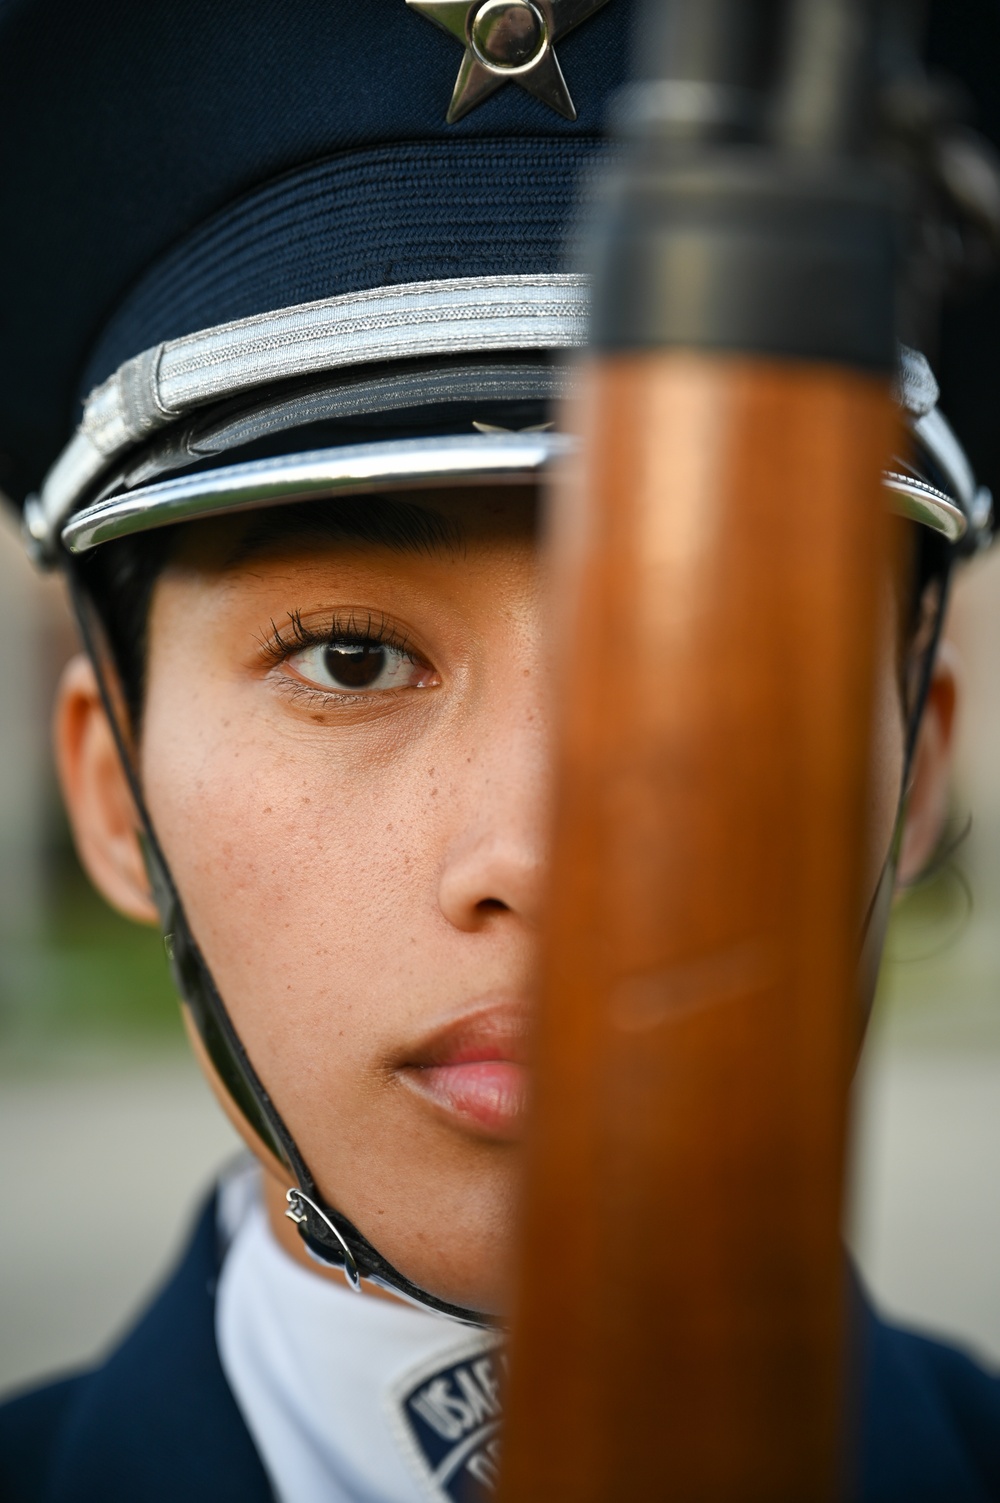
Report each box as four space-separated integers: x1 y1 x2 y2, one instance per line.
285 1187 362 1292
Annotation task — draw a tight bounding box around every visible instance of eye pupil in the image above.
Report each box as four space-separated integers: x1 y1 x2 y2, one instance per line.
323 643 386 688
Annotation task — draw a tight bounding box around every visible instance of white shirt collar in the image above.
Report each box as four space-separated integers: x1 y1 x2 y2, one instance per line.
215 1165 503 1503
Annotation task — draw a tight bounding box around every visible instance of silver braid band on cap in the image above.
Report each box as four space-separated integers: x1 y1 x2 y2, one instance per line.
21 275 994 565
25 273 590 558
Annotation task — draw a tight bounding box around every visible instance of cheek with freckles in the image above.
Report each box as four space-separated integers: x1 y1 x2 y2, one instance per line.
141 703 450 1084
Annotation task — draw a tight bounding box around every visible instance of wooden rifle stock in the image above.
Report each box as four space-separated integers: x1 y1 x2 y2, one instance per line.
500 355 896 1499
499 2 901 1497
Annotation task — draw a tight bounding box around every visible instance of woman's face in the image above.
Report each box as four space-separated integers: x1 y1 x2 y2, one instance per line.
57 485 951 1315
141 487 546 1313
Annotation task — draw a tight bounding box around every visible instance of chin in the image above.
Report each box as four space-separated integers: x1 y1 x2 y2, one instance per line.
335 1155 519 1318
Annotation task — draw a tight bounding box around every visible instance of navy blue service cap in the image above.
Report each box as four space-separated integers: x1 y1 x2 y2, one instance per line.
0 0 994 558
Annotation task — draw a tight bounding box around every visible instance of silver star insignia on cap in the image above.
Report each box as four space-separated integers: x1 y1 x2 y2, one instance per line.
406 0 609 123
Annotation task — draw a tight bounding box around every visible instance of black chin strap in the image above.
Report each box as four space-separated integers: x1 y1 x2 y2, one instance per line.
68 571 493 1329
858 555 955 1022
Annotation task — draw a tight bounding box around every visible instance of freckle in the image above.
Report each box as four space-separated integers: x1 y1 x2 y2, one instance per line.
263 806 272 814
427 767 435 777
522 669 530 677
311 713 324 723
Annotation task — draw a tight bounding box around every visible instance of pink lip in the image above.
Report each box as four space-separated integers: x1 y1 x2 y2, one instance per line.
397 1001 530 1141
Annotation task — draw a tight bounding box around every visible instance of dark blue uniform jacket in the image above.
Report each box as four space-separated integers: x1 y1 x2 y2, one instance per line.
1 1196 999 1502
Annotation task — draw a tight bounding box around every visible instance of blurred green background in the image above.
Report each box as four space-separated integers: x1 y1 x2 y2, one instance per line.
0 841 181 1062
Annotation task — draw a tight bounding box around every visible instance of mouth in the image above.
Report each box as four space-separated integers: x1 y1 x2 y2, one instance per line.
396 998 530 1141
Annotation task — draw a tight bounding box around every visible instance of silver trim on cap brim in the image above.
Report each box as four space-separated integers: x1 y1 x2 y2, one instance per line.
61 432 574 554
882 472 966 543
60 429 970 557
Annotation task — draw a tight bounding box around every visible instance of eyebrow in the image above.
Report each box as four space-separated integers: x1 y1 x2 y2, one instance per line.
223 495 464 568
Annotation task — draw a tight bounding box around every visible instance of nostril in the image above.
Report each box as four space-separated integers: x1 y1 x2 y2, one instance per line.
477 898 510 915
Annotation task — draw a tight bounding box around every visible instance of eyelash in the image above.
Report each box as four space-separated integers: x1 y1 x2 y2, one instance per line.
257 609 419 672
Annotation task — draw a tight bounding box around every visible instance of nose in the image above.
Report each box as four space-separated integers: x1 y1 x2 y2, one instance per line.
436 682 548 934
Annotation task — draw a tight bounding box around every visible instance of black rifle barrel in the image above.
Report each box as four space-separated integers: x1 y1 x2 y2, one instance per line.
592 0 899 372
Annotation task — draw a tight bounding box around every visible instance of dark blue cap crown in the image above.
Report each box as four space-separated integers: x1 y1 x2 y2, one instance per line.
0 0 630 505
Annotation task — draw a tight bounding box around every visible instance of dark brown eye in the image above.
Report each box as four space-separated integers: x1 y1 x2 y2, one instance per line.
289 635 435 695
323 643 386 688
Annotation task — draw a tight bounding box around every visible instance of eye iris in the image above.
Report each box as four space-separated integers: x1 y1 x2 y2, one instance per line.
323 643 386 688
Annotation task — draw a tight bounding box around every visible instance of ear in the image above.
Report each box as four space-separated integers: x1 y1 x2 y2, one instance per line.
897 642 960 887
54 653 159 925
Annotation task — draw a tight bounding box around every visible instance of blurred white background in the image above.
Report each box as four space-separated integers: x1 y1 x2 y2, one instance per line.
0 507 999 1396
